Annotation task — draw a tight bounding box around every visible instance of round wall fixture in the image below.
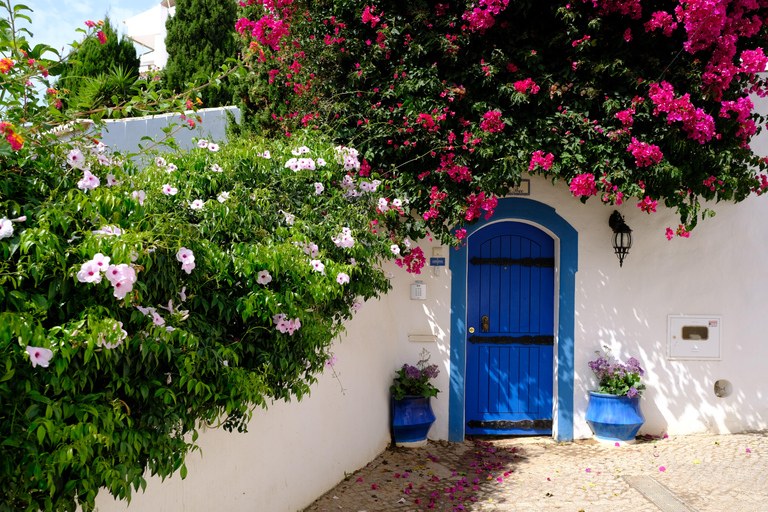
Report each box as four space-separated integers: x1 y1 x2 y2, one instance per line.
714 379 732 398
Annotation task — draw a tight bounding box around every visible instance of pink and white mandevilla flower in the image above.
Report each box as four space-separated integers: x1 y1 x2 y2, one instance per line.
310 259 325 274
155 156 167 168
162 184 178 195
176 247 196 274
106 174 120 187
26 346 53 368
76 260 103 283
390 244 401 255
152 311 165 326
196 139 209 149
189 199 204 210
166 163 178 172
67 149 88 170
291 146 310 156
325 353 338 368
336 272 350 285
77 170 100 190
208 143 220 152
256 270 272 285
217 191 230 203
317 158 326 167
211 164 223 173
132 190 146 205
257 150 271 159
0 218 13 240
314 182 324 195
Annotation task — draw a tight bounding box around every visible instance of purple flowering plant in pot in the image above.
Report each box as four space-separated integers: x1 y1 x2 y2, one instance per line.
390 350 439 447
585 352 647 443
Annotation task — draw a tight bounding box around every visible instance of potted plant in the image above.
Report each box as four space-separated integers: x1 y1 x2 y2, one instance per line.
390 349 440 447
585 352 647 444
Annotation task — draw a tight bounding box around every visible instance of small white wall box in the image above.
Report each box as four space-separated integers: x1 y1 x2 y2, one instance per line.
668 315 721 360
410 281 426 300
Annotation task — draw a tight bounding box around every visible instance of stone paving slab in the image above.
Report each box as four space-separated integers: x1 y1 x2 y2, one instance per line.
304 432 767 512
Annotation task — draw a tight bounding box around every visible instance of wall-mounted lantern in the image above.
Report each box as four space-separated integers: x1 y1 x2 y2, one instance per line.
609 210 632 267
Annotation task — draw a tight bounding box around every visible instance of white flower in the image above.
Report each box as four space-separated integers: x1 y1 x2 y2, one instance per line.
211 164 223 173
94 141 106 153
189 199 204 210
392 198 403 208
317 158 326 167
208 143 220 152
336 272 350 285
284 158 299 171
291 146 311 156
132 190 146 206
155 156 167 168
314 182 324 195
91 253 111 272
0 218 13 240
67 149 89 170
76 170 100 190
257 150 271 159
310 259 325 274
92 225 123 236
167 163 178 172
152 312 165 327
256 270 272 285
280 210 295 225
76 260 102 283
197 139 209 149
352 302 362 311
217 191 230 203
297 158 316 170
390 244 400 255
97 153 112 166
162 184 178 196
26 346 53 368
106 174 120 187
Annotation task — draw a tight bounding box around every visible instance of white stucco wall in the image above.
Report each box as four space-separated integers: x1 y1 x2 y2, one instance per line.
95 93 768 511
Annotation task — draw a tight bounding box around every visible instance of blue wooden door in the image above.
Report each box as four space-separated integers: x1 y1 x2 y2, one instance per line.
465 222 555 435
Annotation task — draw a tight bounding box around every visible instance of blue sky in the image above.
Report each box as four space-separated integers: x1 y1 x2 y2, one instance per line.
17 0 162 59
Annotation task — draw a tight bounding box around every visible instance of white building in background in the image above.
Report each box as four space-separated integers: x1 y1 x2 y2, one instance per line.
122 0 176 72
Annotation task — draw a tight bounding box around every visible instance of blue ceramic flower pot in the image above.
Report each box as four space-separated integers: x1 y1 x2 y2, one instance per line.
392 395 436 447
585 391 645 443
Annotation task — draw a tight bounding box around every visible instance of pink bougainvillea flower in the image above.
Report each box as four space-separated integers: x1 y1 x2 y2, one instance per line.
256 270 272 285
585 468 591 473
665 227 674 240
336 272 350 285
746 448 752 453
659 466 666 472
356 477 363 482
26 346 53 368
97 30 107 44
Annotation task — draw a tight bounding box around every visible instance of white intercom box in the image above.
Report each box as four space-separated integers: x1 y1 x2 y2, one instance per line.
668 315 721 360
410 281 426 300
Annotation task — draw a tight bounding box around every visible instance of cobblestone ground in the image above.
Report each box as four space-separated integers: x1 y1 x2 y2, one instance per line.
304 432 767 512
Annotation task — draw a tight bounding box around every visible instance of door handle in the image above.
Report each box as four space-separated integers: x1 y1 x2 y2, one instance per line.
481 315 490 332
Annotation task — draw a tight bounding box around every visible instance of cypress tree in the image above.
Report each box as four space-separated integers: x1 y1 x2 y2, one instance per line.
164 0 238 107
57 15 140 108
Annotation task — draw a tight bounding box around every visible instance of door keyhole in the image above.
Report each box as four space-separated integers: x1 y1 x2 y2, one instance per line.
481 315 490 332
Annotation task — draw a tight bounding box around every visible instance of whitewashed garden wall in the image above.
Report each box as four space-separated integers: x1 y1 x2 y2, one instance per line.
96 95 768 511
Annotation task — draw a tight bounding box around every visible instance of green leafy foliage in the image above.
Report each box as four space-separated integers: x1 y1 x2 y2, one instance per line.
165 0 239 107
55 16 141 111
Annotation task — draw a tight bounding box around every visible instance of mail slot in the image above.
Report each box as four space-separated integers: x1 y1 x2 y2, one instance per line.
668 315 721 360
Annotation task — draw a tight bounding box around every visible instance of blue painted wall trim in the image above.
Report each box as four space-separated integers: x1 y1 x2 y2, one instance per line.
448 198 578 442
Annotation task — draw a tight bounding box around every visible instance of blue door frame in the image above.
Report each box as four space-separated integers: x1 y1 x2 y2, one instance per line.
448 198 578 442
